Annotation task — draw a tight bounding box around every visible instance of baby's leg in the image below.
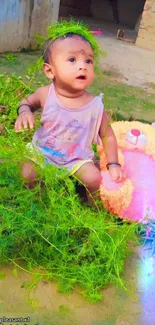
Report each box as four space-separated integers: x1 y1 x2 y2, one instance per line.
75 162 101 206
22 161 38 189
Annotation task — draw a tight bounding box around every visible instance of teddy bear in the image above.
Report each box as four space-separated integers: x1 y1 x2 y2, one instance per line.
99 121 155 223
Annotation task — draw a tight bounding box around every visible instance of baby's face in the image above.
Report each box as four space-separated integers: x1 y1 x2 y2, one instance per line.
49 36 94 92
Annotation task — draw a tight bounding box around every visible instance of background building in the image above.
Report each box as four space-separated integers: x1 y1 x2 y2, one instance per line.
0 0 155 52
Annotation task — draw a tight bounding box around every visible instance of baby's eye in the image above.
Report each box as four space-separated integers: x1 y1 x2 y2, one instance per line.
69 57 75 62
86 59 93 64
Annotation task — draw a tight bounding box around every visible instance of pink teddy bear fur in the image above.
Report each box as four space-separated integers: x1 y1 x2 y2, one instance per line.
99 121 155 223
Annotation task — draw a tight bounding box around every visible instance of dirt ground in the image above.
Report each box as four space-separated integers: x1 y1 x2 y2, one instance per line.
0 244 155 325
83 18 155 88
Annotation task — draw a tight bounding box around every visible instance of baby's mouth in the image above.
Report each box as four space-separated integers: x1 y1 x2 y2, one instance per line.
76 75 86 80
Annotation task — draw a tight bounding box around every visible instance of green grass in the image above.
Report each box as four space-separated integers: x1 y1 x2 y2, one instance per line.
89 77 155 123
0 54 142 303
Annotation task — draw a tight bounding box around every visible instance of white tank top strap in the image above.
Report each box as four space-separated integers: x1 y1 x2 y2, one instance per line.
99 92 104 99
43 83 54 110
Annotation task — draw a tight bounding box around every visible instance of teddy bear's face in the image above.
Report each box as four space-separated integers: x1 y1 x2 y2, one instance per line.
125 128 147 149
111 121 155 160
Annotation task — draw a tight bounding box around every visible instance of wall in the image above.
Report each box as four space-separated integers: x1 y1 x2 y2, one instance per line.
59 0 92 17
136 0 155 50
0 0 60 52
91 0 145 28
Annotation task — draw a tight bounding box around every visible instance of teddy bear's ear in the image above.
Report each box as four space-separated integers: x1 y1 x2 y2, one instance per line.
152 122 155 128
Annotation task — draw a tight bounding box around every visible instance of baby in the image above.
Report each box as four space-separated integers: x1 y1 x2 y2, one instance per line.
14 20 124 204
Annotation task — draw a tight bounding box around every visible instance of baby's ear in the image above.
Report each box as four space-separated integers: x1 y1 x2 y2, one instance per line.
43 63 55 80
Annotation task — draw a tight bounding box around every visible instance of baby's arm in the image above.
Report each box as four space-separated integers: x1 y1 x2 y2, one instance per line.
14 86 49 132
99 111 125 182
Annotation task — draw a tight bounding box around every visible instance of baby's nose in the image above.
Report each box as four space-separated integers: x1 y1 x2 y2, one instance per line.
79 66 86 70
78 61 86 70
131 129 141 137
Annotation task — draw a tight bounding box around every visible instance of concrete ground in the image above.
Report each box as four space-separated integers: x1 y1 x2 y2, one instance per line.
0 244 155 325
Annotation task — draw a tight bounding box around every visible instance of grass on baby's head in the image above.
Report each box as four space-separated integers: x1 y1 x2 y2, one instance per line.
42 33 95 64
33 19 104 76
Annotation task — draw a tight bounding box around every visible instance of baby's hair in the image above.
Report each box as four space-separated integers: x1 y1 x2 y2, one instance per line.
42 38 53 63
42 33 92 64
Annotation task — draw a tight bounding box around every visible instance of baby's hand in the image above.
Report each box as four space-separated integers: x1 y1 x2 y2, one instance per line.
108 165 125 182
15 111 35 132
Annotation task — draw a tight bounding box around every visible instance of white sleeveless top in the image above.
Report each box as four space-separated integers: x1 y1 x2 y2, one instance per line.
32 83 104 169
